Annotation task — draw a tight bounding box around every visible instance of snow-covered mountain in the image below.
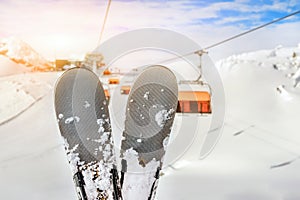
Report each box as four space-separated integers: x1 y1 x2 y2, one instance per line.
216 44 300 91
0 37 52 71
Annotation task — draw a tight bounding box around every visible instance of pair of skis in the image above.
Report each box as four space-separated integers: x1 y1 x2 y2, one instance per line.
54 66 178 200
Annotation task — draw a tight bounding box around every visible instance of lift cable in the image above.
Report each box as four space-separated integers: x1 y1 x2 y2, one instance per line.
153 9 300 66
202 9 300 51
98 0 112 46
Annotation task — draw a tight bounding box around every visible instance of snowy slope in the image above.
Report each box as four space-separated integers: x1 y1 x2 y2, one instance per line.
0 73 54 125
217 45 300 88
0 37 52 72
0 55 30 77
157 45 300 199
0 45 300 200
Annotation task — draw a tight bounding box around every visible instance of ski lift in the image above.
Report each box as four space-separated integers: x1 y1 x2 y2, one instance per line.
177 50 212 114
108 78 120 84
120 85 131 95
104 89 110 101
177 91 211 113
103 69 112 76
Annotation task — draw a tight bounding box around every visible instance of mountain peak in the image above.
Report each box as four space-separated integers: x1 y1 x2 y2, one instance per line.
0 37 52 69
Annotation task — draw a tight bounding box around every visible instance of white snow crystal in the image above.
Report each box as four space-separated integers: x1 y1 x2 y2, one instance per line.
137 138 142 143
64 143 85 174
104 144 111 151
58 113 64 119
143 91 150 100
74 116 80 123
101 132 109 144
103 144 112 161
64 116 80 124
121 148 161 200
123 148 138 160
163 136 170 150
97 178 111 191
65 117 74 124
155 108 175 127
97 119 105 133
84 101 91 108
99 146 103 151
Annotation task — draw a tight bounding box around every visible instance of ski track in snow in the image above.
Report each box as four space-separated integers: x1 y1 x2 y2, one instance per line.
0 76 52 125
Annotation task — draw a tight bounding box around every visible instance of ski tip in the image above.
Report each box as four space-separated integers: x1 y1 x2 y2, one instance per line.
131 65 178 97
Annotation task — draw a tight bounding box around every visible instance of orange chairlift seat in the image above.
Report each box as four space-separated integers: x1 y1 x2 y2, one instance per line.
108 78 120 84
176 50 212 114
177 91 211 114
104 89 110 101
103 69 112 75
120 85 131 95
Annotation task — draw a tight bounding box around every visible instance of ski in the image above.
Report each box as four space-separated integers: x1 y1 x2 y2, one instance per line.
120 66 178 200
54 67 122 200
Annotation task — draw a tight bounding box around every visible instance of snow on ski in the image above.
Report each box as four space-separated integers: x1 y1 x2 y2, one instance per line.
120 66 178 200
54 67 122 200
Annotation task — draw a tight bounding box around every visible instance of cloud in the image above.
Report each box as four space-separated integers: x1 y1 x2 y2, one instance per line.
0 0 108 58
0 0 299 61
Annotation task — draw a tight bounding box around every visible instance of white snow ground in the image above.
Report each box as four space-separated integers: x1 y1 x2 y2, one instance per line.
0 73 53 125
1 45 300 199
0 56 31 77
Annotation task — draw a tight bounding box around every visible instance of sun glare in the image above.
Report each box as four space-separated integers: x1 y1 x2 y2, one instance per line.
42 34 77 59
49 35 70 50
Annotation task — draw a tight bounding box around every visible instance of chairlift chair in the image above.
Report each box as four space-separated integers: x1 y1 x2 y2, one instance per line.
177 50 212 114
120 85 131 95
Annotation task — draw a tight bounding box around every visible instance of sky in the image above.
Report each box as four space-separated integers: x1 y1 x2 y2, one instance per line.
0 0 300 61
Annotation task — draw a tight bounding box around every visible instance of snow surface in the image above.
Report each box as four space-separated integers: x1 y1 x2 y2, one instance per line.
0 45 300 199
0 55 30 77
122 148 160 200
0 73 52 125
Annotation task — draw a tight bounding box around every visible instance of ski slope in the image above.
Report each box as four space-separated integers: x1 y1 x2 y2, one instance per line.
0 56 31 77
0 45 300 199
157 46 300 200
